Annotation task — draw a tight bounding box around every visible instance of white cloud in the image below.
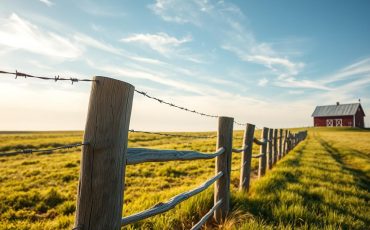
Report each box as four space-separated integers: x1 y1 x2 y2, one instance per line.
274 78 331 90
39 0 53 7
149 0 209 26
87 61 205 95
74 33 122 56
258 78 268 86
322 58 370 84
0 13 81 59
221 21 305 79
288 90 304 95
121 32 191 56
74 33 165 65
149 0 305 78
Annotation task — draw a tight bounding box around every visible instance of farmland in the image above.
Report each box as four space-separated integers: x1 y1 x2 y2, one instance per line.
0 128 369 229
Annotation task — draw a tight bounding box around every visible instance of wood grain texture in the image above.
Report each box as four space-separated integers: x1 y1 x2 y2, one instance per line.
239 123 255 191
273 129 278 164
278 129 283 160
267 128 273 170
214 116 233 222
126 147 225 165
121 172 223 226
258 127 268 178
74 76 134 230
190 199 223 230
287 131 291 152
283 130 288 156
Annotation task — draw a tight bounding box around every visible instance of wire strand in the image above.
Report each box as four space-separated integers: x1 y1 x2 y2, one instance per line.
0 69 248 125
0 70 96 84
129 129 216 139
0 142 89 157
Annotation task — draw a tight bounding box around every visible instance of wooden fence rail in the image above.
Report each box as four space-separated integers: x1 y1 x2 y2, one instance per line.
73 77 308 230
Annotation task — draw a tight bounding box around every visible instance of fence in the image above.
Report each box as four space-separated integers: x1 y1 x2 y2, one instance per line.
0 72 307 230
72 76 307 230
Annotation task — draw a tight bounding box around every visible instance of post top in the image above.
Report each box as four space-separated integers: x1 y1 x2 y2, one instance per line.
93 76 135 89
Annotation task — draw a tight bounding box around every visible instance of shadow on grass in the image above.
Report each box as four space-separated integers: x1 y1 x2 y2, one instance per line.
317 137 370 194
231 137 370 228
231 142 307 224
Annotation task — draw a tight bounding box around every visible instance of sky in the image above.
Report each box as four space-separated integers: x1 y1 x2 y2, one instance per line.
0 0 370 131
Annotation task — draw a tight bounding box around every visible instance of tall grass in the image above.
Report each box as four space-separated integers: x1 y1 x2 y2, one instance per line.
0 128 369 229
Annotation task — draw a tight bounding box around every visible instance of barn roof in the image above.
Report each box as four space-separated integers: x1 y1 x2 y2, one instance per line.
312 103 363 117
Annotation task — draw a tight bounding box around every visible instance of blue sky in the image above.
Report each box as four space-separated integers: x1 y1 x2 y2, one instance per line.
0 0 370 131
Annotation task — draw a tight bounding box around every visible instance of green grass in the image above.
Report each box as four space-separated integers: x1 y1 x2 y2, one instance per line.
233 127 370 230
0 130 260 229
0 128 369 229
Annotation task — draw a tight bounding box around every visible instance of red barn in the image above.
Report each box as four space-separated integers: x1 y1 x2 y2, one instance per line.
312 102 366 128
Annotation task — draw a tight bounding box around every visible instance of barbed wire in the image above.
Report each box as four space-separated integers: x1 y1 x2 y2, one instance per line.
0 142 88 157
134 89 218 118
129 129 216 139
0 70 96 84
135 89 248 126
0 69 249 125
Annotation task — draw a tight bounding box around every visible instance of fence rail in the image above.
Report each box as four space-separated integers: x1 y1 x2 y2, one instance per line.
1 72 308 229
121 171 224 226
126 147 225 165
0 142 88 157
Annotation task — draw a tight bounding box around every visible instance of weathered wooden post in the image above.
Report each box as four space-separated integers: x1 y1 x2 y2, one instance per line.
239 123 255 191
74 77 134 230
214 116 233 222
294 133 297 147
258 127 268 178
267 128 273 170
278 129 283 160
273 129 278 163
287 131 292 151
283 130 288 156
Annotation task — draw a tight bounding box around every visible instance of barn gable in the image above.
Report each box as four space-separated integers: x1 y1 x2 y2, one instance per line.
312 103 365 117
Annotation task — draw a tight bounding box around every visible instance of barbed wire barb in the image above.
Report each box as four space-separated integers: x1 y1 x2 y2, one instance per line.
0 69 97 84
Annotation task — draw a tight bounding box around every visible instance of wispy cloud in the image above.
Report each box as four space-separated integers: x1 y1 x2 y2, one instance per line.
74 33 165 65
39 0 53 7
274 78 331 90
258 78 268 86
121 32 191 56
74 33 123 56
87 61 205 95
149 0 211 26
322 58 370 84
0 13 81 59
221 19 305 80
149 0 305 80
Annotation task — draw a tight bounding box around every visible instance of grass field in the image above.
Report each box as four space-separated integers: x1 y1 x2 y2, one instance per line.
0 128 369 229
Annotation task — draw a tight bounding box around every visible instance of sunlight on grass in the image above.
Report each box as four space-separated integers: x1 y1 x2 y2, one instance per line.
0 128 369 229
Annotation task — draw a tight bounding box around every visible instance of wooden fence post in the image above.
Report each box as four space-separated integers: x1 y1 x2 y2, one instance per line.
283 130 288 156
239 123 255 191
294 133 297 147
258 127 268 178
74 77 134 230
273 129 278 164
278 129 283 160
267 128 273 170
214 116 233 222
287 131 292 151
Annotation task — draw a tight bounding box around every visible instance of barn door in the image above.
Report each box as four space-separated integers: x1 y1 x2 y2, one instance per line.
326 119 333 127
335 119 342 127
